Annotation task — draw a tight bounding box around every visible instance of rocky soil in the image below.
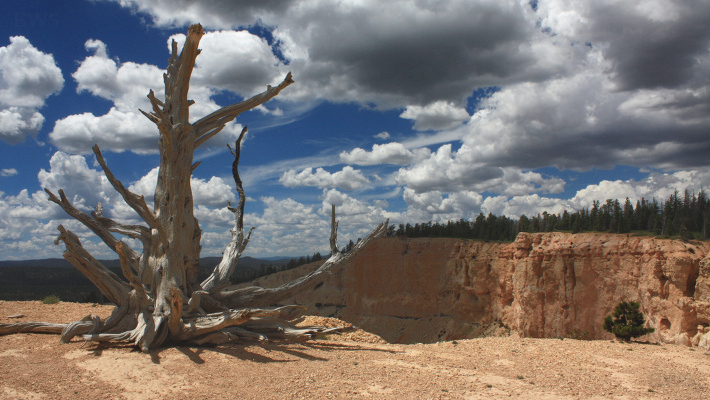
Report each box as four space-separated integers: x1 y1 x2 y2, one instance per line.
2 301 709 400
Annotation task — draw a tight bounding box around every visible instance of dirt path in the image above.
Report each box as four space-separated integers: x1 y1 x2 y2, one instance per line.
1 301 709 400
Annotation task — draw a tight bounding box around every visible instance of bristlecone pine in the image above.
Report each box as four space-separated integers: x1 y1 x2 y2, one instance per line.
0 24 388 352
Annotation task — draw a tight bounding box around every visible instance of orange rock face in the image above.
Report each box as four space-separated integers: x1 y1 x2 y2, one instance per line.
261 233 710 348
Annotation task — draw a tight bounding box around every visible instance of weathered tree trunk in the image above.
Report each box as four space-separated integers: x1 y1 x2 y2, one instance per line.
0 24 387 352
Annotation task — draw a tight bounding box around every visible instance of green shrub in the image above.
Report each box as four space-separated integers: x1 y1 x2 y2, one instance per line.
603 301 654 341
41 295 61 304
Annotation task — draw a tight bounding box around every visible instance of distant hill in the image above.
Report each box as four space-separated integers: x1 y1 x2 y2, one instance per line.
0 256 291 303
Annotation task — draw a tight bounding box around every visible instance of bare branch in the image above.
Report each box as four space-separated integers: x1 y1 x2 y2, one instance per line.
232 126 248 232
174 306 303 341
0 321 65 335
45 188 141 264
330 204 339 254
201 126 253 293
139 109 160 125
92 145 167 248
54 225 132 305
94 213 150 240
193 73 294 148
217 218 390 308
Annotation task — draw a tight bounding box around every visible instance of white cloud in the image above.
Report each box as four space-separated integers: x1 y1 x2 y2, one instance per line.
340 142 428 166
192 176 235 207
374 131 390 140
1 168 18 177
242 196 331 256
481 194 568 219
538 0 710 91
321 189 380 217
0 108 45 143
280 166 369 190
128 166 236 208
37 152 118 216
0 36 63 144
399 101 470 131
169 30 284 96
73 39 162 110
451 40 710 172
402 188 483 221
114 0 564 108
51 108 159 154
90 1 710 174
393 144 564 196
569 170 710 210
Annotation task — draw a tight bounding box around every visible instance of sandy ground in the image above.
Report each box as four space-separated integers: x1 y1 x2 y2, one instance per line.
1 301 709 400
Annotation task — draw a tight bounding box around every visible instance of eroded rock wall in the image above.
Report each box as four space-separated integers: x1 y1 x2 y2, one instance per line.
248 233 710 347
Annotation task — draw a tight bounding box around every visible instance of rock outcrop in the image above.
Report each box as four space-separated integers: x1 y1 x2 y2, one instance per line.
244 233 710 348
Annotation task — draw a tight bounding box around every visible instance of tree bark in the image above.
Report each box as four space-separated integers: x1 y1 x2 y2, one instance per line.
0 24 387 352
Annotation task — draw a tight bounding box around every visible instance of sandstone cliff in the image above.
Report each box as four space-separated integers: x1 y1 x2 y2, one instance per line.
244 233 710 348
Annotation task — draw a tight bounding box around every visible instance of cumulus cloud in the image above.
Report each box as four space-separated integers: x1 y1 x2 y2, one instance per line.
106 0 710 174
460 60 710 172
0 190 64 259
480 194 569 219
471 169 710 219
114 0 291 29
0 36 63 144
128 166 236 208
51 108 160 154
568 170 710 210
37 152 118 216
111 0 566 108
538 0 710 91
1 168 18 177
169 30 284 96
393 144 565 195
73 39 162 110
340 142 428 166
49 39 164 153
399 101 470 131
402 188 483 221
321 189 381 217
280 166 369 190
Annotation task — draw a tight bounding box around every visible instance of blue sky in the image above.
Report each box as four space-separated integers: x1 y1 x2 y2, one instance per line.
1 0 710 260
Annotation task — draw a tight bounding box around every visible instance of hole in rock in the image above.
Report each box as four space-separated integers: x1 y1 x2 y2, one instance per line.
660 318 671 330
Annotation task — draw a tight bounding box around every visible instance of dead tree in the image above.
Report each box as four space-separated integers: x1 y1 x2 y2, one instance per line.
0 24 388 351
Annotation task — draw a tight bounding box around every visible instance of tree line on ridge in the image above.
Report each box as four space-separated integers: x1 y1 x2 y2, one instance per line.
388 189 709 242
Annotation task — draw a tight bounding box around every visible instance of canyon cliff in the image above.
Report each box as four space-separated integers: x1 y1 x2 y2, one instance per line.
243 232 710 348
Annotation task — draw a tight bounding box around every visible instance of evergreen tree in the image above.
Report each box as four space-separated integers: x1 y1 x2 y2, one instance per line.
602 301 655 341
